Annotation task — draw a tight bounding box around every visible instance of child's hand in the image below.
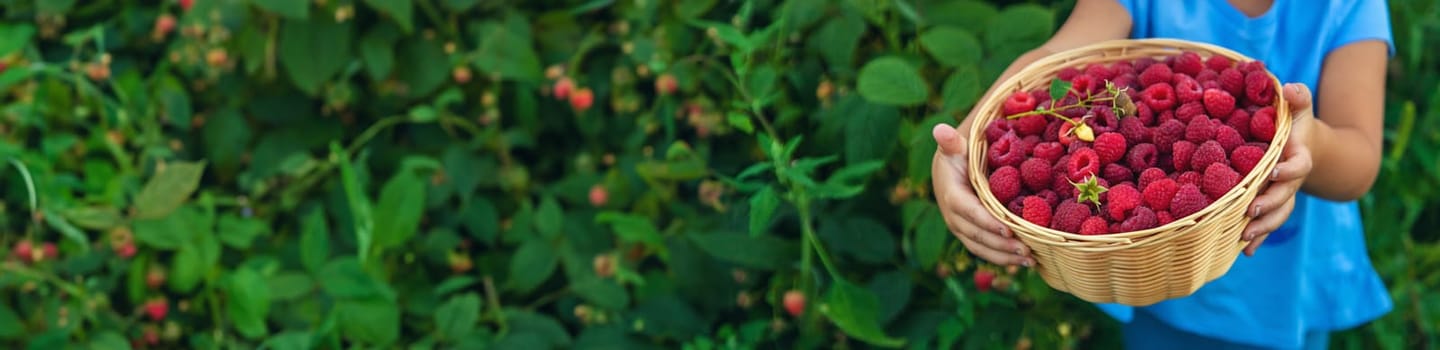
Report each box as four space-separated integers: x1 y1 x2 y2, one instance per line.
1241 83 1316 256
931 124 1034 267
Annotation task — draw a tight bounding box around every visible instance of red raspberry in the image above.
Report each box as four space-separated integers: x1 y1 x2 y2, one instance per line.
1231 145 1266 175
1021 196 1053 227
1240 60 1267 74
1105 184 1142 221
1079 216 1110 235
1202 163 1241 199
1058 122 1078 146
1043 119 1063 142
985 119 1013 143
1227 109 1252 139
1068 148 1101 182
989 166 1022 204
1172 140 1197 172
1185 116 1215 144
1218 68 1245 97
1003 91 1039 116
1196 69 1219 83
784 290 806 316
1111 61 1136 76
1173 52 1205 76
1013 115 1047 136
1191 140 1228 173
1201 80 1222 91
1138 167 1167 190
988 133 1025 168
1089 106 1120 134
1134 57 1158 72
1202 88 1236 118
1152 119 1186 153
1007 197 1026 215
1250 106 1277 142
1038 189 1060 208
1170 183 1209 218
1057 96 1086 119
1021 158 1053 192
1093 132 1128 165
11 240 33 262
1052 201 1092 233
1215 125 1245 152
1136 103 1155 125
1122 206 1159 231
1104 163 1134 185
1158 110 1176 125
1176 171 1202 186
1057 67 1082 81
1085 64 1116 81
1174 76 1204 103
1070 74 1098 98
1175 102 1207 123
1119 117 1150 144
1244 71 1276 105
1138 64 1174 88
1032 142 1064 162
1143 178 1179 211
1142 83 1178 111
144 299 168 321
1126 143 1159 172
1020 135 1042 154
1206 55 1234 71
1157 210 1175 225
1113 74 1138 90
974 270 996 292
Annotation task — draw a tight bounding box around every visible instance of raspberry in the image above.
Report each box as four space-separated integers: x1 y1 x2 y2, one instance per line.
1175 102 1207 123
1032 141 1064 162
988 132 1025 168
985 119 1013 143
1227 109 1252 139
1113 74 1138 90
1126 143 1159 171
1143 178 1178 211
1244 71 1275 105
1111 61 1136 76
1057 67 1082 81
1138 167 1167 190
1218 68 1245 97
1105 184 1141 221
1231 145 1266 175
784 290 806 316
1021 158 1053 192
1202 89 1236 120
1136 103 1155 125
1058 122 1079 146
1038 189 1060 208
1052 201 1092 233
1201 80 1222 91
1007 197 1025 215
1013 115 1047 136
1240 60 1267 74
1191 140 1228 173
1020 135 1042 154
1173 52 1205 76
1171 184 1209 218
1079 216 1110 235
1196 69 1219 83
1093 132 1128 165
1119 117 1150 144
1085 64 1116 81
1174 76 1204 103
1250 106 1277 142
1152 119 1185 153
1157 210 1175 225
1134 57 1157 72
1068 148 1101 182
570 88 595 111
1206 55 1234 71
1138 64 1173 88
1176 171 1202 186
1103 163 1134 185
1215 125 1245 152
989 166 1022 204
1140 83 1175 112
1089 106 1120 134
1070 74 1098 98
1021 196 1053 227
1158 110 1176 125
1185 116 1215 143
1043 119 1062 142
144 299 169 321
1172 140 1197 171
1120 206 1159 232
1003 91 1039 116
1202 163 1240 199
1057 96 1086 119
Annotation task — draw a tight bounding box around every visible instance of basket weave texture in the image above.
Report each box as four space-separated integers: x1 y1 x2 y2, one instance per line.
967 39 1292 306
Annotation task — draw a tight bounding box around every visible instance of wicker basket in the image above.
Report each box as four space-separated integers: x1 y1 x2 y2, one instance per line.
967 39 1292 306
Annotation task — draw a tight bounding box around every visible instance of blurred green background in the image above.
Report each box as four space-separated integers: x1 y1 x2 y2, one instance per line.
0 0 1435 349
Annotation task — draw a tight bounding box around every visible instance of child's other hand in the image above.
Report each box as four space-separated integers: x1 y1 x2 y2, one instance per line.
930 123 1033 267
1242 83 1315 256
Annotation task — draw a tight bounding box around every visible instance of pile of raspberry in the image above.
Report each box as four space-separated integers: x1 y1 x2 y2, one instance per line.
984 51 1279 235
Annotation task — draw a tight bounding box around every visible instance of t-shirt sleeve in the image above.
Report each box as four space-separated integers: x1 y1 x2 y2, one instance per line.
1328 0 1394 56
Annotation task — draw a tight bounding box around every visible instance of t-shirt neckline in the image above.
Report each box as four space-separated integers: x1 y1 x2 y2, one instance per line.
1208 0 1282 25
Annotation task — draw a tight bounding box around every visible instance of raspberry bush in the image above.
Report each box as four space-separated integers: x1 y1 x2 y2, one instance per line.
0 0 1433 349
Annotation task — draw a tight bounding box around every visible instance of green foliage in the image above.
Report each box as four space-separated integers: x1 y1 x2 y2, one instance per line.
0 0 1431 349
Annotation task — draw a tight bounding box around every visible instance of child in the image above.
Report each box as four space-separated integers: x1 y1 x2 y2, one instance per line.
929 0 1393 348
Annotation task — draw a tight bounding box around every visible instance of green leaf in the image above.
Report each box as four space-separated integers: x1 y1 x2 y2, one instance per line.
299 209 329 274
857 56 928 106
635 157 709 181
363 0 414 33
280 17 354 95
360 25 400 80
87 331 130 350
332 142 374 263
941 66 981 113
689 232 799 270
534 196 564 238
202 109 253 170
819 216 896 265
0 24 35 56
810 11 865 74
866 271 912 326
570 278 630 310
984 4 1055 52
726 112 755 134
502 309 572 347
229 268 272 339
1049 78 1071 105
919 26 982 68
133 161 206 219
372 170 426 250
320 258 394 300
594 212 665 257
267 272 314 301
434 293 482 341
461 198 500 245
747 65 779 105
263 331 311 350
472 16 542 82
841 96 901 165
811 160 886 199
169 242 205 293
927 1 998 34
0 302 21 339
690 20 752 52
821 279 906 348
337 298 400 345
63 206 121 230
507 239 558 293
394 38 450 97
748 186 780 237
434 276 477 296
134 206 202 250
914 205 948 269
218 214 269 249
249 0 309 19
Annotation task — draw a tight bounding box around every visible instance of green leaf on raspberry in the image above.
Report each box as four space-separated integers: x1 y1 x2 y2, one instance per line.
1048 78 1071 105
1072 175 1108 208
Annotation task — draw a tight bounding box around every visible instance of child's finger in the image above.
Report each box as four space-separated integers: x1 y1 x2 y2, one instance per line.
1270 146 1312 183
1281 83 1313 113
1243 234 1269 256
1244 195 1296 241
933 124 968 157
958 233 1032 267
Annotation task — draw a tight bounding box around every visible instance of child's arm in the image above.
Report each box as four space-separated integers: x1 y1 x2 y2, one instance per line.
1305 41 1387 200
931 0 1132 267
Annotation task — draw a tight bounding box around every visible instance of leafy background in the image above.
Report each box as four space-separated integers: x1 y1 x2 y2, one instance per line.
0 0 1435 349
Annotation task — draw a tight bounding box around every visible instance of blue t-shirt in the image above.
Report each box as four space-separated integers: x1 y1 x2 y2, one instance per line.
1096 0 1396 348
